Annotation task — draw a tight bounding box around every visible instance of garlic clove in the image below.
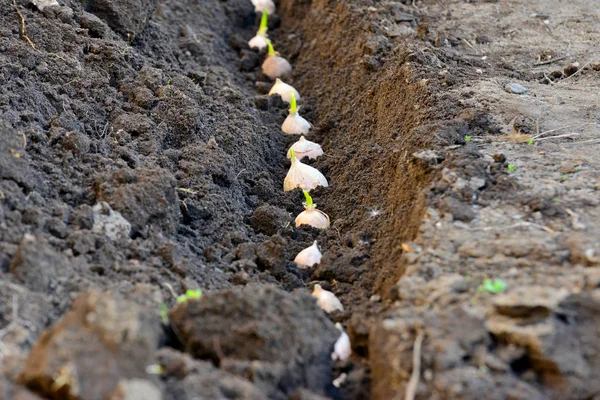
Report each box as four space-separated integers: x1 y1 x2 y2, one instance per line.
287 136 323 160
312 284 344 313
251 0 275 14
332 323 351 361
248 34 268 50
262 54 292 80
294 241 322 268
269 79 301 103
295 208 330 229
282 112 311 135
284 156 328 192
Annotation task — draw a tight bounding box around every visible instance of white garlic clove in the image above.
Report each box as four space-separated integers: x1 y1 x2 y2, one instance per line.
332 323 351 361
294 241 322 268
262 54 292 80
284 156 328 192
251 0 275 14
287 136 323 160
295 208 330 229
248 34 268 50
269 79 301 103
312 284 344 313
282 112 311 135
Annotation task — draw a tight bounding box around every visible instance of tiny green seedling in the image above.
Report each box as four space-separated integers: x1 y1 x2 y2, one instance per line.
527 139 534 145
266 39 275 56
289 92 298 114
258 10 268 36
167 78 172 85
176 289 202 304
146 364 164 375
302 189 313 207
160 303 169 324
465 135 471 143
478 279 507 294
507 164 516 172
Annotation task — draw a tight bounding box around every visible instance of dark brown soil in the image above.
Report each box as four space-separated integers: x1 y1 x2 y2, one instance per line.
1 0 599 399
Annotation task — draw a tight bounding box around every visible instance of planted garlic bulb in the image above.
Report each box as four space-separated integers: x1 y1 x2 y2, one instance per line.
287 136 323 160
282 93 311 135
332 323 351 361
295 190 330 229
294 241 322 268
284 149 328 192
248 10 269 50
312 284 344 313
251 0 275 14
262 40 292 79
269 79 300 103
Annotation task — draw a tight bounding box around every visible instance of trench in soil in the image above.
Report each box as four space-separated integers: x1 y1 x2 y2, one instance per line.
1 0 439 397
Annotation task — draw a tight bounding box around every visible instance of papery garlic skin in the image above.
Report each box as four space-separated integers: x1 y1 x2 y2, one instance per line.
295 207 330 229
282 112 311 135
287 137 323 160
312 284 344 313
284 156 328 192
269 79 301 103
251 0 275 14
262 54 292 79
294 241 322 268
248 34 268 50
332 323 351 361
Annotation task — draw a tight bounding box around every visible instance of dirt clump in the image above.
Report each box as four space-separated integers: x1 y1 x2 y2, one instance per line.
18 290 161 400
169 285 339 398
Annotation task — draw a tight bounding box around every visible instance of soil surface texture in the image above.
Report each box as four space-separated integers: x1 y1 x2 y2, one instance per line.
0 0 599 399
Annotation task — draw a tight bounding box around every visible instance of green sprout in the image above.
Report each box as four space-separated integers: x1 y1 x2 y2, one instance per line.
146 364 164 375
176 289 202 304
289 149 296 160
465 135 471 143
160 303 169 324
507 164 516 172
561 174 568 181
527 139 534 145
167 78 172 85
289 92 297 114
258 10 268 36
266 39 275 56
302 190 313 207
478 279 507 294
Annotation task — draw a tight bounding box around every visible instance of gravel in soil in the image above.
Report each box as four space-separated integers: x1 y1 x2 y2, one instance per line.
1 0 599 399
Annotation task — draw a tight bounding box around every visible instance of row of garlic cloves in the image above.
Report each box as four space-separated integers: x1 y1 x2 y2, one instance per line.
248 2 350 363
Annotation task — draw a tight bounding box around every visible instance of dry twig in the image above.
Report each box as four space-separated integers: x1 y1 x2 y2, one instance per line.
12 0 37 50
405 329 425 400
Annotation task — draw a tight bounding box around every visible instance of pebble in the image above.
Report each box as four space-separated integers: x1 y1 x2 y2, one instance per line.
506 83 529 94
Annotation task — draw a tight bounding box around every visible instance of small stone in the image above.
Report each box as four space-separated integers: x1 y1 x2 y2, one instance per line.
370 295 382 302
564 62 580 77
506 83 529 94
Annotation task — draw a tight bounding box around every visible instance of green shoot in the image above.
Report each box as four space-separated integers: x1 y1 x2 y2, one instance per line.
478 279 507 294
527 139 534 145
289 149 296 160
146 364 164 375
507 164 516 172
176 289 202 304
266 40 275 56
258 10 269 36
160 303 169 324
289 92 297 114
302 190 313 207
465 135 471 143
167 78 172 85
